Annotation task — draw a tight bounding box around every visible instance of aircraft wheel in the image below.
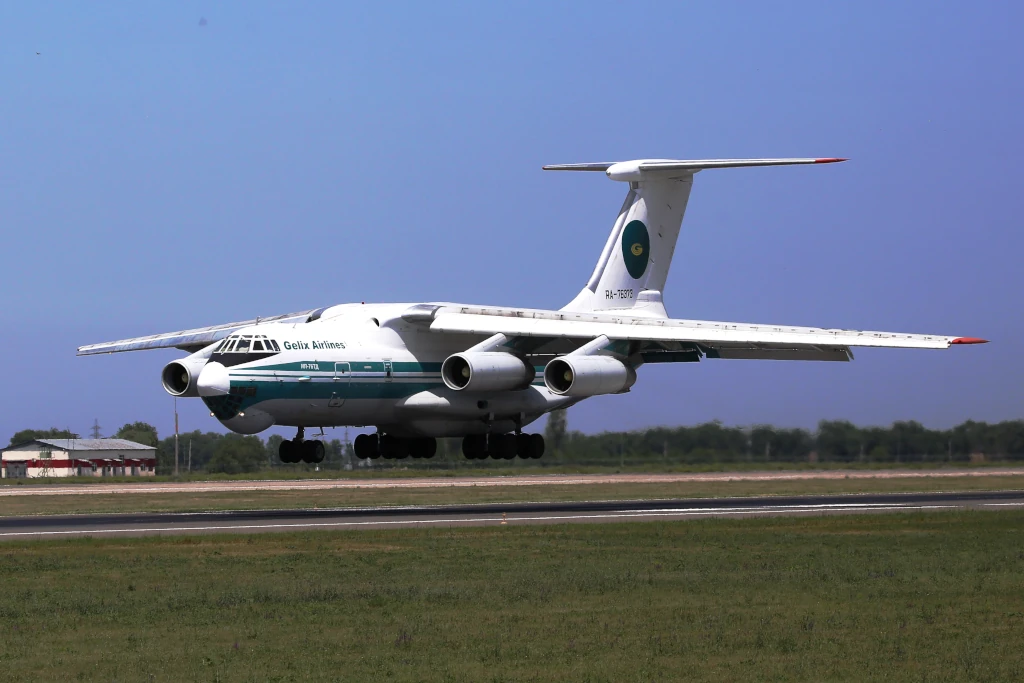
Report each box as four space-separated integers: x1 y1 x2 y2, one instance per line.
516 434 533 459
409 438 437 459
462 435 486 459
489 434 516 460
530 433 545 459
279 439 296 463
308 440 326 464
354 433 380 460
380 435 408 460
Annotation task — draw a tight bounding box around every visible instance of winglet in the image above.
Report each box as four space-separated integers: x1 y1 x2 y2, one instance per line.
951 337 989 345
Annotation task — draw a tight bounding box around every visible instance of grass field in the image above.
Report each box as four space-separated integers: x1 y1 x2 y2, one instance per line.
0 474 1023 517
1 511 1023 681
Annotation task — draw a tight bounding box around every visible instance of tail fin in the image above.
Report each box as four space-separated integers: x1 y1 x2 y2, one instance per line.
547 158 846 317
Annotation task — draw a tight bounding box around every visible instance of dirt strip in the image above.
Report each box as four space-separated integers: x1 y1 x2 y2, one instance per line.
2 468 1023 496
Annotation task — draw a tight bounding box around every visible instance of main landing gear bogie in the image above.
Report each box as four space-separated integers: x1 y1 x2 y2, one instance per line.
353 434 438 460
462 433 544 460
278 438 326 464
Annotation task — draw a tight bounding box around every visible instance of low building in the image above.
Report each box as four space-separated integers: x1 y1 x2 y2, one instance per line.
1 439 157 479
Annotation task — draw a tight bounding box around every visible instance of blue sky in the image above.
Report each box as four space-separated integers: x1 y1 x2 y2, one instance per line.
1 2 1021 442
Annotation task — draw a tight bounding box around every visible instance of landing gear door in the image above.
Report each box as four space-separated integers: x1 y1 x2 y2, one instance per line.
330 362 350 407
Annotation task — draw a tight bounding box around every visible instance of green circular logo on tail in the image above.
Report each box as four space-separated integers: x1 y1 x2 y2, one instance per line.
621 220 650 279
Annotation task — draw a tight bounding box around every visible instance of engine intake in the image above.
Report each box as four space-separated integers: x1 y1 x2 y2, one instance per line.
441 352 534 392
161 356 209 397
544 355 636 397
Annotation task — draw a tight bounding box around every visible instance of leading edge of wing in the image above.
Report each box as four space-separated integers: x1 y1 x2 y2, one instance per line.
76 310 318 356
429 312 986 351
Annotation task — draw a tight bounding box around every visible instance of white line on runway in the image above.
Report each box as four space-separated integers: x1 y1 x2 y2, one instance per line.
2 500 1015 538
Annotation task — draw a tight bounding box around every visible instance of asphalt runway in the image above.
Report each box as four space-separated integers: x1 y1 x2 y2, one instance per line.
3 467 1023 497
1 490 1022 540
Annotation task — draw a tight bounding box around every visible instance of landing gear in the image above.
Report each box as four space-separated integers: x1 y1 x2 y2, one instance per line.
461 433 544 460
278 427 325 464
353 434 436 461
354 433 380 460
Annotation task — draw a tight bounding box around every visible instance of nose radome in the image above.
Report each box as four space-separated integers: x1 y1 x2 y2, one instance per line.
197 361 230 397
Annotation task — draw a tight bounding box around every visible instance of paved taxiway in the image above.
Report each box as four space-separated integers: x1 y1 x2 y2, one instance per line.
1 491 1021 539
2 467 1022 497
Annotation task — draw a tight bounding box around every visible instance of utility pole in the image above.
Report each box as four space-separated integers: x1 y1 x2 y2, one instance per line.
174 398 180 476
188 438 192 473
90 419 102 439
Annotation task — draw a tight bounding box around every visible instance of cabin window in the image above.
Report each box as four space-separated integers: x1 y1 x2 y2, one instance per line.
252 340 265 351
236 337 251 353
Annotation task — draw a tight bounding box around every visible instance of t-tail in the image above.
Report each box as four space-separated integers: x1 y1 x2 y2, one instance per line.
545 157 846 317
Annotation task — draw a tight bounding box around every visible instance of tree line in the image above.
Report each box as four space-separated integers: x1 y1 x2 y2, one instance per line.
8 413 1024 474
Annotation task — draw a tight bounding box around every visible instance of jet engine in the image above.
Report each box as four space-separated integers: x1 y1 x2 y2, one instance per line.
544 355 637 397
161 355 210 397
441 352 535 392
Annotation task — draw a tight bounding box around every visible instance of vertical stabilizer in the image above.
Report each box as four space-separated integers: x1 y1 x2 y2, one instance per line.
546 157 845 317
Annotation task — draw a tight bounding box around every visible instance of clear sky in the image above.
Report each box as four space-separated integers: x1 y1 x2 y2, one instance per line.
1 2 1021 443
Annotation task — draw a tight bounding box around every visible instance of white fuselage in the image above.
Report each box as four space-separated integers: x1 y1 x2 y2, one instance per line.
199 303 573 437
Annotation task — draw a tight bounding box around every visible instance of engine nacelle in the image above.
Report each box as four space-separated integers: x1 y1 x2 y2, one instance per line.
544 355 637 397
161 355 209 397
441 352 535 392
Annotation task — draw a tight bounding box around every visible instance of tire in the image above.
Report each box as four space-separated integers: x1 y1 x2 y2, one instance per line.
279 439 295 463
309 440 326 464
516 434 533 459
462 435 486 459
354 434 370 459
380 435 408 460
530 433 545 459
409 438 437 459
489 434 516 460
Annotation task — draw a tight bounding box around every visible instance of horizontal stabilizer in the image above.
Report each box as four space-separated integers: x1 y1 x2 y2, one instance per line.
543 158 846 173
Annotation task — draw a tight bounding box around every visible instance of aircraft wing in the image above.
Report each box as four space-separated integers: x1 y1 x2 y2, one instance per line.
426 307 986 361
76 309 319 356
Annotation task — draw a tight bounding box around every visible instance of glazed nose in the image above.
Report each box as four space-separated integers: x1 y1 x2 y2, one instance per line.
197 361 230 397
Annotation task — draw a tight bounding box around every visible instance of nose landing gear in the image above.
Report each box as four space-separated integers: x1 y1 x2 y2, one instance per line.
278 427 326 464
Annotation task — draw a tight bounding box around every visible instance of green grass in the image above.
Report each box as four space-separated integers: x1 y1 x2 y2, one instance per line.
1 511 1023 681
2 474 1024 518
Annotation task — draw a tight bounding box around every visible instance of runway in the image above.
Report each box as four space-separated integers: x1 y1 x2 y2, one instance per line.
2 467 1022 497
1 490 1022 539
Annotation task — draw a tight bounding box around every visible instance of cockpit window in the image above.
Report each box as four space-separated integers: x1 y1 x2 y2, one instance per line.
214 334 279 361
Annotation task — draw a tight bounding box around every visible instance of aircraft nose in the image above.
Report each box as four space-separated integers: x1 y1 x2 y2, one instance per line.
197 361 230 397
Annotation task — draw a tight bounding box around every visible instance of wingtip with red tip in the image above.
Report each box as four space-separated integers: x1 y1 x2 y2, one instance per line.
815 158 848 164
951 337 989 345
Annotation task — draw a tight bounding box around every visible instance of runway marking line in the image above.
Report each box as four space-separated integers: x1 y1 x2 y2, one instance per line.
4 468 1024 497
2 500 1017 538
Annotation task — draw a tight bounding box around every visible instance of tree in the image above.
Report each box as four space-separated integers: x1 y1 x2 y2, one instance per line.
8 428 80 447
544 409 568 453
265 435 284 465
114 422 159 447
206 435 267 474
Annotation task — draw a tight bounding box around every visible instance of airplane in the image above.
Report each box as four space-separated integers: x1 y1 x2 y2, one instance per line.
78 157 987 464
